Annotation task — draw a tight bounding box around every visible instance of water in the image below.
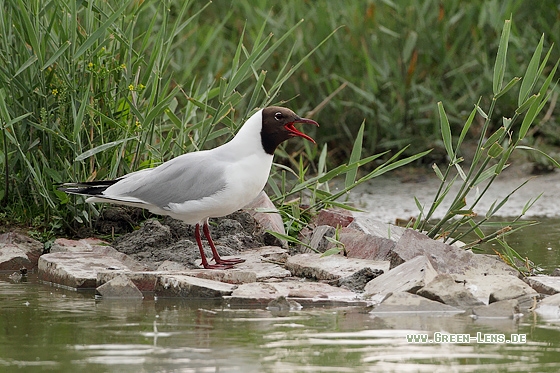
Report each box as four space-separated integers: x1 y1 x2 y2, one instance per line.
1 220 560 372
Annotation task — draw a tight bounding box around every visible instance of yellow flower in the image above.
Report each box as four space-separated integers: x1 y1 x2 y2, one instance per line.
52 89 58 96
128 84 134 91
88 62 93 69
120 63 126 69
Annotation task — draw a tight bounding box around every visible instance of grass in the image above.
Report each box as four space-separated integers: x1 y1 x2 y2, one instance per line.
0 0 558 264
413 18 559 274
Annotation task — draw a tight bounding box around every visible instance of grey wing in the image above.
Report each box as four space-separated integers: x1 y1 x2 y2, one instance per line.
103 151 228 209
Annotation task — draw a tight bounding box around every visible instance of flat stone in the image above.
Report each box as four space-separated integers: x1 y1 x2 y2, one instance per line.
285 253 389 281
417 274 484 308
97 270 159 291
233 246 292 280
96 275 143 299
469 299 520 319
348 216 405 241
370 292 464 315
490 282 538 303
313 208 355 228
156 260 189 271
39 251 143 289
525 275 560 295
50 237 109 253
155 275 237 298
227 281 364 307
534 293 560 319
364 255 438 298
184 269 257 284
390 229 518 276
452 274 536 305
0 232 43 270
337 226 397 261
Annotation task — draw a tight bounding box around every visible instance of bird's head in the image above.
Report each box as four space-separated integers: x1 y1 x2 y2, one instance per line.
260 106 319 154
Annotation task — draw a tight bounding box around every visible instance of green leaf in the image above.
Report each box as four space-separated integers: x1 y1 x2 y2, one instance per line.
493 18 511 95
402 31 418 62
74 2 129 59
438 102 453 160
75 137 137 162
345 121 365 188
321 247 343 257
495 76 521 99
518 34 543 106
432 163 444 181
516 145 560 168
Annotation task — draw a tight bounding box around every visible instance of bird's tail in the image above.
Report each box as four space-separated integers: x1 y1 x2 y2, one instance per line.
57 179 121 197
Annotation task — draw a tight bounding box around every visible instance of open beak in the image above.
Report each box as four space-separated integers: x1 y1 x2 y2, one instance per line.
285 117 319 143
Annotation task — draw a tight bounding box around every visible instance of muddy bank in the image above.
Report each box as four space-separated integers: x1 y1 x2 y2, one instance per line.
351 167 560 223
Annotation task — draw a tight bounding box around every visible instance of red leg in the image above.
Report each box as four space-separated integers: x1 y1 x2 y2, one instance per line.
194 223 233 269
203 220 246 265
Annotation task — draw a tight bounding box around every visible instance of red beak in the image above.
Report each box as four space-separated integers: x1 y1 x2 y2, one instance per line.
285 117 319 143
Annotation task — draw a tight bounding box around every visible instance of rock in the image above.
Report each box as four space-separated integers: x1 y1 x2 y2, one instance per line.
96 275 143 299
307 225 336 253
338 267 384 293
184 269 257 284
50 237 109 253
469 299 520 319
525 275 560 295
38 247 146 289
267 296 302 316
97 270 160 291
452 274 536 305
0 232 43 270
336 225 398 260
370 292 464 315
227 281 365 307
348 216 406 241
156 260 189 271
364 255 438 298
551 268 560 277
389 229 518 276
243 191 284 233
534 293 560 319
233 246 292 280
285 253 389 281
155 275 237 298
313 208 355 228
416 274 484 308
489 283 538 303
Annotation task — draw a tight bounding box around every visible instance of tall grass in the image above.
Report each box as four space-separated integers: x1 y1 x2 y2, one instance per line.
0 0 558 239
414 18 559 274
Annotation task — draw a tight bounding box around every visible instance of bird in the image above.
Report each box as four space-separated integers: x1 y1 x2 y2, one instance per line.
59 106 319 269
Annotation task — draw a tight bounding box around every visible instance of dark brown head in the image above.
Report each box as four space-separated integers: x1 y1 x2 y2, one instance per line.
260 106 319 155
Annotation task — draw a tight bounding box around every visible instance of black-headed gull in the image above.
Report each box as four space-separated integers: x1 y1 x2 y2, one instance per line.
59 106 319 269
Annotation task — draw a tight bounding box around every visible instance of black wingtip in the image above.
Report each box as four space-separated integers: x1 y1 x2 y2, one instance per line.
58 179 121 196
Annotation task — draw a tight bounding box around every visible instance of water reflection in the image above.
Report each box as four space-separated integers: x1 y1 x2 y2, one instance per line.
1 268 560 372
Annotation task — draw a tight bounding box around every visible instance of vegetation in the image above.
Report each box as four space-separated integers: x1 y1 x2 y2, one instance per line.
414 18 559 274
0 0 559 266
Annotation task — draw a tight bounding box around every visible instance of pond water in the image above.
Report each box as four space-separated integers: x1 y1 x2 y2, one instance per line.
1 219 560 372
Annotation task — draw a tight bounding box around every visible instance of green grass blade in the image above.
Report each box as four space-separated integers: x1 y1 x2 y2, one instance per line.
345 120 365 188
75 137 137 162
493 18 511 95
518 34 543 106
438 101 454 160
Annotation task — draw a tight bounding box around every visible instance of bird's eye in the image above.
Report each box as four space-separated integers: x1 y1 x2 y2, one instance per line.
274 112 283 121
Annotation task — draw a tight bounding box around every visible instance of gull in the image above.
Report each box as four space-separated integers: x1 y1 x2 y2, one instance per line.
59 106 319 269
